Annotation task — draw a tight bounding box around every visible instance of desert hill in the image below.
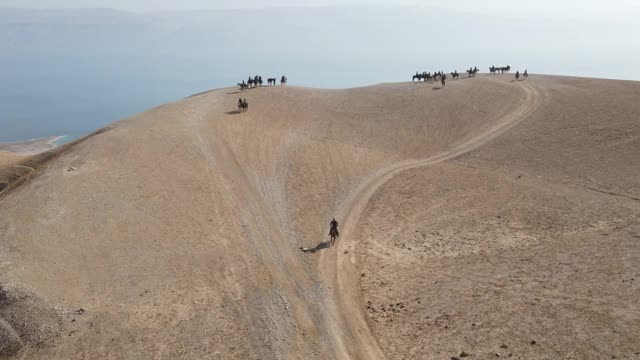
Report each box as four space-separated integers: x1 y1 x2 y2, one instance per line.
0 75 639 359
0 152 22 169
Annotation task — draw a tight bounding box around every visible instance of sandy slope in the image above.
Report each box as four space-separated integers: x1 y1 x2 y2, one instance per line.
0 151 25 194
0 75 638 359
357 77 640 359
0 152 22 170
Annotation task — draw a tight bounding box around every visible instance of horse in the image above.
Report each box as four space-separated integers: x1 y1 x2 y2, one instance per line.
268 78 276 86
247 78 256 88
412 74 423 82
237 82 248 91
490 66 497 75
515 71 520 81
281 76 287 85
329 226 339 245
238 99 248 112
523 69 528 79
451 71 459 80
441 74 446 87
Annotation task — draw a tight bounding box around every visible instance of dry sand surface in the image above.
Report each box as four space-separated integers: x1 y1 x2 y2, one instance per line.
0 75 639 359
0 152 25 195
0 152 22 170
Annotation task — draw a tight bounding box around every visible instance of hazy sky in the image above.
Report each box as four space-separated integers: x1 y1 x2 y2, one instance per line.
1 2 639 142
3 0 640 18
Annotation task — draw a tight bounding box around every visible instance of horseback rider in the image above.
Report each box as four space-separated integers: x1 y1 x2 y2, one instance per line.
329 218 338 235
238 98 243 107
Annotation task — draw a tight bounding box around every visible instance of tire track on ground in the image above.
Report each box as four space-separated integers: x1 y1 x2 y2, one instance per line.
318 80 541 360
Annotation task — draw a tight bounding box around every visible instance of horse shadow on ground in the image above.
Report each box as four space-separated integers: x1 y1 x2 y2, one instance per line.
300 241 332 254
432 86 443 90
225 110 242 115
227 91 242 95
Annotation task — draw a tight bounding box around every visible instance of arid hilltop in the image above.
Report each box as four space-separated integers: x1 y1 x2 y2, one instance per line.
1 75 639 359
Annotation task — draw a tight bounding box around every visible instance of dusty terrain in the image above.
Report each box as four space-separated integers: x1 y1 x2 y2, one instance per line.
0 152 24 194
0 152 22 170
0 75 639 359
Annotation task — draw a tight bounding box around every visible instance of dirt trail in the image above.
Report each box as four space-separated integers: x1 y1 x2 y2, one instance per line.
318 81 541 359
10 75 629 359
185 95 327 358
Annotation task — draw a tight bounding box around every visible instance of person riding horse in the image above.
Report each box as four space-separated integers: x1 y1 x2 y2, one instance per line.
237 98 249 112
330 218 338 234
329 218 339 244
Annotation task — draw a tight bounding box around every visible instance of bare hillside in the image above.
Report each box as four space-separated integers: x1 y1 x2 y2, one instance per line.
0 75 638 359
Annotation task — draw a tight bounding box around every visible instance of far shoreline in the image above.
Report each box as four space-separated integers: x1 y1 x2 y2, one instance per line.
0 135 68 156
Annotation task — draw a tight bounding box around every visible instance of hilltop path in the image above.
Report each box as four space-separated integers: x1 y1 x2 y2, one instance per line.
319 81 541 359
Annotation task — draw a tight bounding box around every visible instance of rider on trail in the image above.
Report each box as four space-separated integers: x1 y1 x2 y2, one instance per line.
330 218 339 236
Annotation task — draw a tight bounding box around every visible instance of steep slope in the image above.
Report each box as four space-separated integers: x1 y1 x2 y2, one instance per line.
3 75 637 359
0 76 528 359
0 152 22 170
357 76 640 359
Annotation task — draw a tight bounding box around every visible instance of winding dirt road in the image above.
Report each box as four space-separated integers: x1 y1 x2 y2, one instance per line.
3 76 640 359
318 81 541 359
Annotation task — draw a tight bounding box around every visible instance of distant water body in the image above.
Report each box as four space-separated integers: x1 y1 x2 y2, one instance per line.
0 56 412 144
3 55 638 146
2 7 638 144
0 56 229 143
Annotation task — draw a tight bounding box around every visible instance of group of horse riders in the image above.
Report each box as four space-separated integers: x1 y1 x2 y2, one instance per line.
413 66 529 86
238 75 287 90
412 67 480 86
515 69 529 80
235 75 288 112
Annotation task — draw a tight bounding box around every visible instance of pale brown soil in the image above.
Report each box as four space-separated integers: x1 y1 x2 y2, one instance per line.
358 76 640 359
0 152 22 170
0 75 638 359
0 152 25 195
